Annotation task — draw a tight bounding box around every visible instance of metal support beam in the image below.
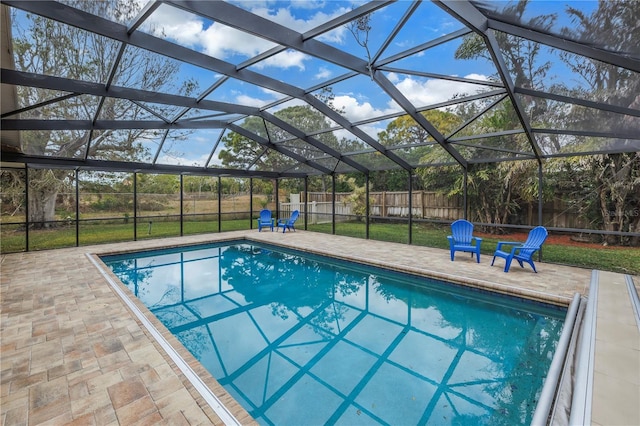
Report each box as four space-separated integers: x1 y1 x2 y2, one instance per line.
373 71 468 168
259 111 370 174
133 172 138 241
538 163 544 261
332 174 336 235
217 176 221 232
75 168 79 247
249 178 254 230
1 69 258 116
227 123 334 175
24 165 29 251
275 179 279 223
304 177 308 231
435 0 543 164
365 173 370 240
180 174 184 236
1 151 297 178
408 170 413 244
488 19 640 73
463 168 468 220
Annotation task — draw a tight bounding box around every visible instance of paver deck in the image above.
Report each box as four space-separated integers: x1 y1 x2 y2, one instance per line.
1 230 638 425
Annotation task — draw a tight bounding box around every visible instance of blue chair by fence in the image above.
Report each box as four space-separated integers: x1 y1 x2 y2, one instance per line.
447 219 482 263
256 209 274 232
277 210 299 233
491 226 548 272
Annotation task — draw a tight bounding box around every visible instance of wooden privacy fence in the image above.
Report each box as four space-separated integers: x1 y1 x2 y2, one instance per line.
283 191 464 224
305 191 464 220
369 191 463 220
292 192 587 227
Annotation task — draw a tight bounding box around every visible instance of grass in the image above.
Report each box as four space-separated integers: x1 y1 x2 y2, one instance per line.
309 222 640 275
2 219 639 275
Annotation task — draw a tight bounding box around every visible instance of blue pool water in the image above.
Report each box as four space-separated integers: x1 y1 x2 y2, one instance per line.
102 240 566 426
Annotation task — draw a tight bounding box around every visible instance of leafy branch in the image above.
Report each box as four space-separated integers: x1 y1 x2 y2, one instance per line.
347 14 374 80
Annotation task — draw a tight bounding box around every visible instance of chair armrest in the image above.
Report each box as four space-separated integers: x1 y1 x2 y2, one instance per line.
472 236 483 242
495 241 522 251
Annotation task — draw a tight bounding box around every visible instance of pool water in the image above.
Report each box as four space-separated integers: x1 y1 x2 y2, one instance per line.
102 241 566 426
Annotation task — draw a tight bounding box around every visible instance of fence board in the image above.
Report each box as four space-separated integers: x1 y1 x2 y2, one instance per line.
296 191 586 226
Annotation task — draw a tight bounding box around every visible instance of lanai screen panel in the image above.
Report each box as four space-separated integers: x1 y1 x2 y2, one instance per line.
2 1 638 177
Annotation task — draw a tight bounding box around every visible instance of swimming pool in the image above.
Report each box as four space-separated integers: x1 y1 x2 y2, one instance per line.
101 240 566 425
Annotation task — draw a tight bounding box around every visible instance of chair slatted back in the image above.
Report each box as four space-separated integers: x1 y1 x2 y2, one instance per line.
519 226 548 258
451 219 474 245
284 210 299 226
259 209 271 223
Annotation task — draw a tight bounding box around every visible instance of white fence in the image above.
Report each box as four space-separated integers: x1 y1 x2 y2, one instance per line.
279 199 353 225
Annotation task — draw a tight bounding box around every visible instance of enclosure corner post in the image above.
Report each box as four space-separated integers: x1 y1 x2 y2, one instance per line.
408 170 413 245
275 178 280 222
133 172 138 241
463 167 468 221
179 174 184 237
331 174 336 235
366 173 370 240
217 176 221 232
75 168 79 247
250 177 254 230
304 176 308 231
538 163 544 261
25 164 29 252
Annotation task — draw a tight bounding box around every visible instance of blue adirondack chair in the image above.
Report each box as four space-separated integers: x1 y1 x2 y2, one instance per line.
491 226 548 272
447 219 482 263
277 210 299 233
256 209 274 232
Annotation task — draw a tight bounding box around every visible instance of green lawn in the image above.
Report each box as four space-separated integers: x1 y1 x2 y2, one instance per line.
309 222 640 275
2 220 638 275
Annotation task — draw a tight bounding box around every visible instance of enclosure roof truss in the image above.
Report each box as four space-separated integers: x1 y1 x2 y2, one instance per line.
1 0 638 177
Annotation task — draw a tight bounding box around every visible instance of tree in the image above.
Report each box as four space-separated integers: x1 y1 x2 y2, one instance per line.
556 0 640 245
347 13 374 80
448 1 556 230
378 110 461 190
219 104 360 194
374 110 464 191
10 1 197 227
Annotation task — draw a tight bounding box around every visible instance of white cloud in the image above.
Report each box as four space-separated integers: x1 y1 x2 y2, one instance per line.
147 6 204 48
248 4 351 43
199 24 276 59
332 95 401 122
253 50 309 70
314 67 333 80
260 87 284 98
157 152 210 167
231 86 289 107
464 73 490 82
267 98 307 113
289 1 327 10
144 2 355 71
147 4 315 69
392 73 491 106
236 94 273 107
